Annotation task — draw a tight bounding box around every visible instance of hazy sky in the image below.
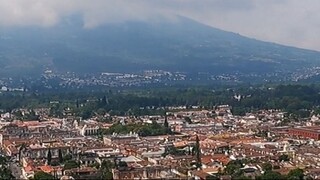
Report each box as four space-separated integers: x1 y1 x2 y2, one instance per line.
0 0 319 51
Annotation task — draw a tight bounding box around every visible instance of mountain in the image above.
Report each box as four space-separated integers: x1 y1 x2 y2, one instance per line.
0 16 319 77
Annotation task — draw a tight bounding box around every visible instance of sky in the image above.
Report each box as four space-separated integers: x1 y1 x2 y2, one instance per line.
0 0 319 51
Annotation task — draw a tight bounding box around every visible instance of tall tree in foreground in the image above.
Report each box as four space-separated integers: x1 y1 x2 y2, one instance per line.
195 135 202 169
18 143 27 163
58 149 63 163
47 148 52 165
164 111 172 134
164 115 169 129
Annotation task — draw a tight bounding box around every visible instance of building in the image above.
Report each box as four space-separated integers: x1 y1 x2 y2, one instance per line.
103 133 139 145
288 127 320 140
112 166 170 179
80 124 99 136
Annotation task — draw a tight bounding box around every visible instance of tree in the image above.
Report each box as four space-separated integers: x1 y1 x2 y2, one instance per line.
164 146 186 156
164 115 169 128
101 96 107 107
50 160 60 166
25 109 39 120
258 171 284 180
273 165 280 169
63 153 72 162
64 160 80 170
184 116 192 124
0 156 14 180
97 108 106 116
76 99 79 108
101 160 115 169
279 154 290 162
106 121 169 137
163 114 172 134
188 145 192 155
116 161 128 172
225 160 243 176
0 156 7 164
100 160 115 180
206 175 219 180
34 171 54 180
80 109 93 119
89 162 101 169
19 143 27 163
47 148 52 165
101 171 113 180
118 161 128 168
0 167 14 180
287 168 304 180
195 135 202 169
262 162 272 172
13 110 23 119
58 149 63 163
235 175 251 180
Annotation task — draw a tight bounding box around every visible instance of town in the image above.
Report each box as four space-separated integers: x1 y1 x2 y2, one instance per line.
0 103 318 179
2 67 320 93
2 1 320 180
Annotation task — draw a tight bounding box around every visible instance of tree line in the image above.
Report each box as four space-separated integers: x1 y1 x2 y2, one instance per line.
1 84 320 119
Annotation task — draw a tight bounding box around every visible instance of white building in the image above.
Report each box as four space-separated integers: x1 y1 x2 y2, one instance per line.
80 124 99 136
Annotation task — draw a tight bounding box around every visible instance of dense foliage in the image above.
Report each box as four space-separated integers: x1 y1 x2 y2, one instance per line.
225 160 244 177
99 160 114 180
1 84 320 119
101 121 171 137
63 160 80 170
0 156 14 179
33 171 54 180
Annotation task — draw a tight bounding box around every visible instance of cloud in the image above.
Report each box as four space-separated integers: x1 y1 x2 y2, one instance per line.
0 0 319 50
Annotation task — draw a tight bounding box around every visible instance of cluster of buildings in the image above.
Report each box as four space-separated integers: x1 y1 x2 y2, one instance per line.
0 105 320 179
40 70 187 89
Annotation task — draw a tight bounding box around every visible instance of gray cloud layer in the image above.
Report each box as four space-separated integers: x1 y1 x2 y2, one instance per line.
0 0 319 51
